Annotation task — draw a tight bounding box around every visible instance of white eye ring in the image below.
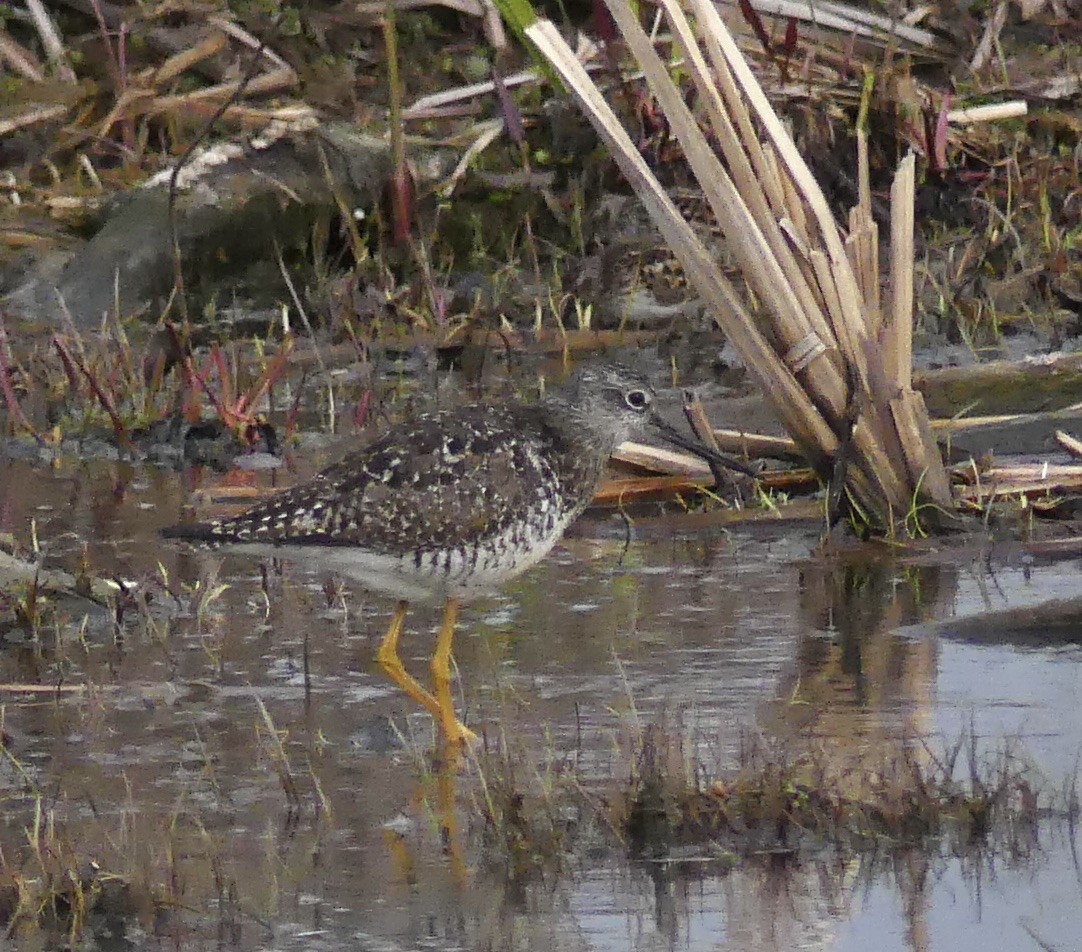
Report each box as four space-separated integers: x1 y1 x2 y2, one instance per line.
625 389 651 411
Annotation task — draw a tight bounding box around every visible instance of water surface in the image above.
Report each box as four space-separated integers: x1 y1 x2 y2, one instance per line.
1 456 1079 951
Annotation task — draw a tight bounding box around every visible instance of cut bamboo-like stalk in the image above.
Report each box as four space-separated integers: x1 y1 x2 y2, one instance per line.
947 101 1028 124
614 441 713 477
866 217 880 318
955 466 1082 502
779 162 810 250
524 20 842 467
681 397 721 454
617 0 843 397
889 154 916 390
523 3 953 530
694 14 787 217
809 249 858 364
857 127 871 216
670 9 828 339
955 462 1082 482
688 0 868 329
713 429 802 461
890 391 954 506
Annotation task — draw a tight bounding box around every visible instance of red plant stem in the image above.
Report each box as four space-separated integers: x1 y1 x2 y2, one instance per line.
933 93 951 172
76 356 135 451
211 344 234 404
185 357 238 429
177 337 295 439
738 0 773 54
352 388 371 429
52 336 84 395
240 341 294 419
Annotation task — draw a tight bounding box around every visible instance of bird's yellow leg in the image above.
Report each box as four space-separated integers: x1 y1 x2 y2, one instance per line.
435 752 467 884
375 600 442 719
431 597 476 747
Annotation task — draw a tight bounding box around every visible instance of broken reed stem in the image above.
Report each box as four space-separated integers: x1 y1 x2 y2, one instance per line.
655 0 950 516
712 429 802 462
600 0 853 442
527 2 954 525
152 30 228 85
659 0 840 373
0 29 45 81
687 0 876 388
524 20 842 471
889 154 916 390
682 393 722 452
1055 430 1082 461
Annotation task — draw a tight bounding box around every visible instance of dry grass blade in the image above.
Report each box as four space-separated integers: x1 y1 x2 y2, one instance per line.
971 0 1010 71
743 0 944 50
0 103 70 137
0 684 89 694
206 15 294 71
0 28 45 80
25 0 76 82
253 695 300 808
148 67 298 119
358 0 485 15
150 30 229 86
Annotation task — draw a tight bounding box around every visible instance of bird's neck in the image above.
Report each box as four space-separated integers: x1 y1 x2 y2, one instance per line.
539 393 621 456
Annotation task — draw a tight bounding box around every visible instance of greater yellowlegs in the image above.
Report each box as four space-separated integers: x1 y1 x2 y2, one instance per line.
162 362 671 745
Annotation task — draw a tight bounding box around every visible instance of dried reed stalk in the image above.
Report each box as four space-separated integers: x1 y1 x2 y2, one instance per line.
0 28 44 80
1055 431 1082 461
713 429 802 462
524 1 954 530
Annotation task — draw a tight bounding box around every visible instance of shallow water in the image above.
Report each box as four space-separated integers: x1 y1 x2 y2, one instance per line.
1 455 1080 951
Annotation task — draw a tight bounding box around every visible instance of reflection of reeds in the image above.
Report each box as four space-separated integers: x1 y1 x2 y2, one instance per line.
254 695 301 810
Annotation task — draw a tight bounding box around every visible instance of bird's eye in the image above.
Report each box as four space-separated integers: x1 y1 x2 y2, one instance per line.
625 389 651 411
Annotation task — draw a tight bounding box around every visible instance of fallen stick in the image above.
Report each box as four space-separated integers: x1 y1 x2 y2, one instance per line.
1055 430 1082 461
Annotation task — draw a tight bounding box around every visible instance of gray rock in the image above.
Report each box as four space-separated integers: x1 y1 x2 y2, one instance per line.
3 123 405 328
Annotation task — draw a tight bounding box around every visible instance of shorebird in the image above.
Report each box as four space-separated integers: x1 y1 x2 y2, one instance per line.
162 361 748 745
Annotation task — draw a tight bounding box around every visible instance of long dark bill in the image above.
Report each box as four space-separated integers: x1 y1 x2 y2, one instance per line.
648 413 759 480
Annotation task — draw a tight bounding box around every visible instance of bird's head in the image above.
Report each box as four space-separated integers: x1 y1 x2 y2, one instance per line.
551 361 656 452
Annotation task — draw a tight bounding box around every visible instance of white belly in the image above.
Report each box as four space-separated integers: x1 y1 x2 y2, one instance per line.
221 508 577 602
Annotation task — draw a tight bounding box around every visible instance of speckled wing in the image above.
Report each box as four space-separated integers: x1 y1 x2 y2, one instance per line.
165 404 582 558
